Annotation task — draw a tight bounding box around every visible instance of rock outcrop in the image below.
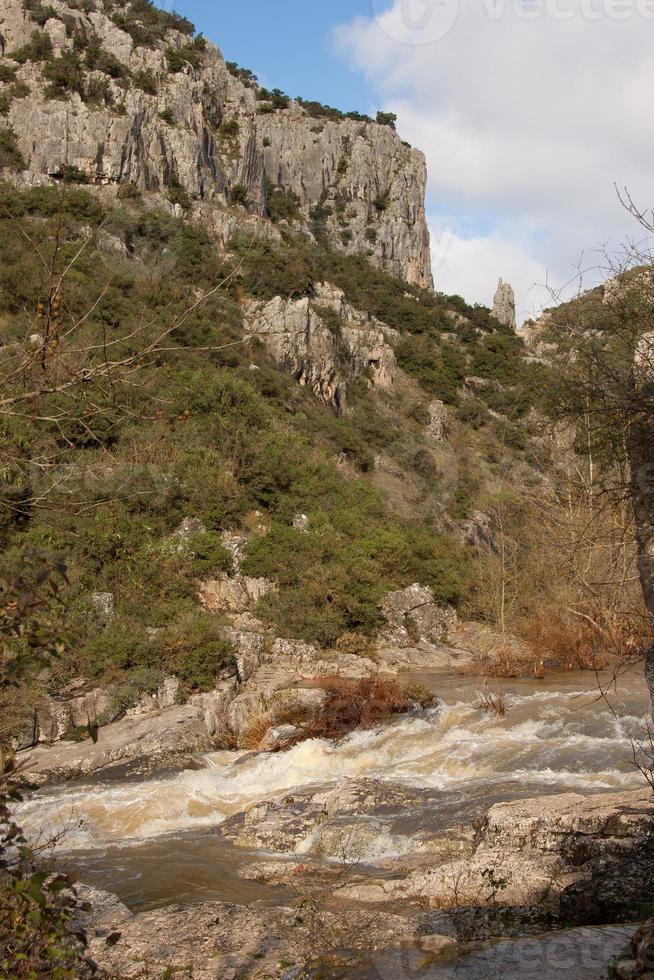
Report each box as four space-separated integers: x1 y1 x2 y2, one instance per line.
492 278 516 330
336 788 654 922
74 884 431 979
244 282 398 411
0 0 432 289
377 584 465 670
19 703 214 783
219 777 458 863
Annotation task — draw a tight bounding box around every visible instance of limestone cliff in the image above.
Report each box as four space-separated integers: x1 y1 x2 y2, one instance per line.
0 0 433 288
245 283 398 412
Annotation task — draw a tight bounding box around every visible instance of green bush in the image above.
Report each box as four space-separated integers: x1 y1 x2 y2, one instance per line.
397 336 465 404
189 531 233 576
159 614 235 691
133 68 157 94
231 183 249 206
267 185 301 223
117 181 142 202
0 65 17 83
79 619 156 681
219 118 239 138
159 107 175 125
112 1 194 46
57 164 90 184
0 127 25 169
23 0 58 25
10 29 53 63
376 110 397 128
43 52 84 98
243 513 466 645
104 666 165 719
84 36 126 78
166 40 205 73
84 74 113 107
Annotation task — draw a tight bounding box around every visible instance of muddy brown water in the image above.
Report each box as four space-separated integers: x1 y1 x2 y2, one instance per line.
17 668 651 921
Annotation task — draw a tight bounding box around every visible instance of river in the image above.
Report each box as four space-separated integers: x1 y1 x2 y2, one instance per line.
17 667 650 920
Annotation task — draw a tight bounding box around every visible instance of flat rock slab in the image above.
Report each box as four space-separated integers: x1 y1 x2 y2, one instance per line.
219 777 472 862
18 705 214 785
75 886 428 980
480 789 654 854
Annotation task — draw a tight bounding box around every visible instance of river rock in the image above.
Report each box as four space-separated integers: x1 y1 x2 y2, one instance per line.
74 885 426 979
338 788 654 924
220 778 468 863
18 704 214 784
613 918 654 979
478 789 654 859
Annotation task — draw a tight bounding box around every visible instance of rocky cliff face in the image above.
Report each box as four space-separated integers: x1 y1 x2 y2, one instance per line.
245 282 398 411
0 0 432 289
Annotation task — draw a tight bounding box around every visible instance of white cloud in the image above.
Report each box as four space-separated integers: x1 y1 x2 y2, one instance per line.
333 1 654 320
429 221 549 320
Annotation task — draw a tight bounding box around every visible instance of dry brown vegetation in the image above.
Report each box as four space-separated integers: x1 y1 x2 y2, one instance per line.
475 685 508 717
254 675 420 750
466 440 648 679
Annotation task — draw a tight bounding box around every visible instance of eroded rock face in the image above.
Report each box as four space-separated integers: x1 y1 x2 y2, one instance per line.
492 278 516 330
380 584 459 650
244 283 398 411
29 686 111 747
198 574 274 615
427 400 450 442
0 0 432 288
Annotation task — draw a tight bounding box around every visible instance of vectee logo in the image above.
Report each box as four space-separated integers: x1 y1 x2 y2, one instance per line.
371 0 461 44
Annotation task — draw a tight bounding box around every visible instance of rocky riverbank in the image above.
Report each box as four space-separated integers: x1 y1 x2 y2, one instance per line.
66 785 654 978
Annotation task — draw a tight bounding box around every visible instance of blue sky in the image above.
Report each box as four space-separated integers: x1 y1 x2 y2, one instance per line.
163 1 378 115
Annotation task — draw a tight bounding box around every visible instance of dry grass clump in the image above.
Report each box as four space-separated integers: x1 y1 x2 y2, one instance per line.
463 641 534 680
475 684 508 717
241 711 274 750
335 632 379 661
521 612 611 672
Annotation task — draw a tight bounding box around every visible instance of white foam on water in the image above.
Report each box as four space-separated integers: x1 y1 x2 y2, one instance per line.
17 680 649 852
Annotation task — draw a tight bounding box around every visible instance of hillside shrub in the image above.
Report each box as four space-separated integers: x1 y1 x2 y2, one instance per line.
10 29 52 63
43 52 84 98
0 127 25 169
158 614 235 691
133 68 157 94
267 185 301 223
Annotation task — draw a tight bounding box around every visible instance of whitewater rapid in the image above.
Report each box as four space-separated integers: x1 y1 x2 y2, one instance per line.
17 672 650 854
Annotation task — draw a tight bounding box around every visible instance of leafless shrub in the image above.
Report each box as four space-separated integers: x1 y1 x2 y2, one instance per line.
475 683 508 718
627 722 654 792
